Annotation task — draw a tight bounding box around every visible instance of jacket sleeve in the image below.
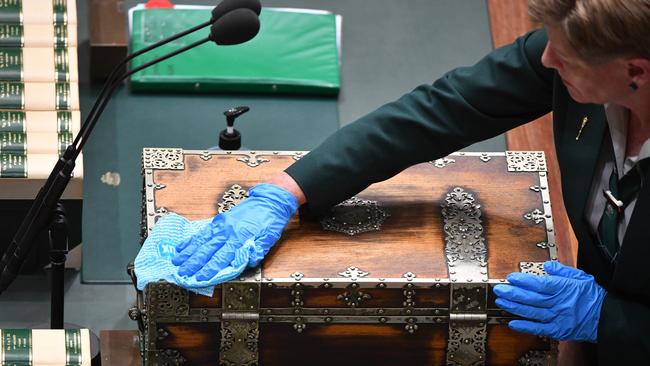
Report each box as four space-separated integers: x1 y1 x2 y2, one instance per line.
286 28 554 215
597 291 650 363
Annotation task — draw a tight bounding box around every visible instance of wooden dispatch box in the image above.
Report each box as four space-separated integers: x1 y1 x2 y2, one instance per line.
129 149 559 366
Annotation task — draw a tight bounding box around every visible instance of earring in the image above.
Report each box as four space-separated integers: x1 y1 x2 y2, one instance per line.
629 82 639 91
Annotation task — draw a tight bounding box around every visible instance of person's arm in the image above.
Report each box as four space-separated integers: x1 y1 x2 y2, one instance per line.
267 172 307 205
169 28 556 285
286 29 554 215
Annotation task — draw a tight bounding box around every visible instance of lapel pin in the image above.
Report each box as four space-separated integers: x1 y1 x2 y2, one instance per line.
575 116 589 141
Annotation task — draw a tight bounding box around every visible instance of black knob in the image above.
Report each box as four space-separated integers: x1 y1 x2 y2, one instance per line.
224 106 250 127
219 106 250 150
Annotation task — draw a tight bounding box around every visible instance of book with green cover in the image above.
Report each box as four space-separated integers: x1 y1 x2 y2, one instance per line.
0 328 90 365
0 111 78 133
0 131 72 155
128 6 341 95
0 0 76 25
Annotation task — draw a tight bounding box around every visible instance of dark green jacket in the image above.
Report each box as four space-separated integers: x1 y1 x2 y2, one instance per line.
286 29 650 364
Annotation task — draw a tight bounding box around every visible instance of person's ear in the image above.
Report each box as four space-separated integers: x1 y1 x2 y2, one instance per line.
626 58 650 89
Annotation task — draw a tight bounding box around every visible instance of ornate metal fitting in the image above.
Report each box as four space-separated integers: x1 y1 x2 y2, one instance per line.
291 283 304 315
292 151 305 161
442 186 489 365
149 349 187 365
431 157 456 168
143 282 191 359
141 149 185 241
290 272 304 281
403 285 416 315
537 172 558 261
154 207 169 220
447 319 487 366
293 317 307 333
518 349 556 366
200 150 212 161
447 284 488 366
404 317 418 334
337 283 372 308
338 266 369 280
147 282 190 319
441 187 487 283
142 148 184 170
157 327 170 341
236 152 270 168
320 197 390 236
524 209 545 224
520 262 548 276
128 306 140 322
218 185 249 213
506 151 547 172
451 284 487 313
402 272 416 281
220 267 261 366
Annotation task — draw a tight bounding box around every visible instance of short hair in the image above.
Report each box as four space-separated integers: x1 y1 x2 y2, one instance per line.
528 0 650 62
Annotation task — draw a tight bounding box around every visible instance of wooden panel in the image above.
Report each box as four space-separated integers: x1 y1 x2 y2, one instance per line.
260 324 448 366
100 330 141 366
260 287 450 308
257 324 547 366
486 325 551 364
153 153 551 281
487 0 578 266
189 288 221 308
156 323 221 366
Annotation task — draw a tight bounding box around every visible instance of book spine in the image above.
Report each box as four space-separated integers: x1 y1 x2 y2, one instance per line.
0 82 79 110
0 152 83 180
0 47 77 82
0 329 90 365
0 131 72 155
0 151 26 177
0 0 77 25
0 110 79 133
0 23 77 48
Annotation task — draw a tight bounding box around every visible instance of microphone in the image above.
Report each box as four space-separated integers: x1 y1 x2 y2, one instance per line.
73 8 260 157
211 0 261 22
79 0 262 149
0 1 262 296
210 8 261 45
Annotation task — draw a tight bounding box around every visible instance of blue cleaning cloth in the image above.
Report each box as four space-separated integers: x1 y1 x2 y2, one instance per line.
134 212 254 296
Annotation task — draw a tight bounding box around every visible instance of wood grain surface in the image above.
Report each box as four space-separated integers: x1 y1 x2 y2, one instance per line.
153 153 552 281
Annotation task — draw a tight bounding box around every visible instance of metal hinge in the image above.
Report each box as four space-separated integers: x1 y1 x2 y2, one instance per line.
220 268 261 366
449 313 487 322
222 312 260 321
447 283 488 366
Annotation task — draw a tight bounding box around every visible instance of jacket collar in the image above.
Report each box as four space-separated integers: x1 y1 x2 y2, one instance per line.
555 98 607 232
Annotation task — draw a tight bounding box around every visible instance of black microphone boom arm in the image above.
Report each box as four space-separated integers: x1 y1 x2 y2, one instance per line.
0 4 261 295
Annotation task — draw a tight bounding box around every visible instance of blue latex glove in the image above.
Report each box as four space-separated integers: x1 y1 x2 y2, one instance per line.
171 183 298 282
493 261 606 342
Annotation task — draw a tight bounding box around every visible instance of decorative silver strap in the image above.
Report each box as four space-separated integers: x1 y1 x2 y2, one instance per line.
442 187 488 366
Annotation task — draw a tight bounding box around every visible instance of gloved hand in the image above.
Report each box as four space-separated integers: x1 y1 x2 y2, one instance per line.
493 261 606 342
172 183 298 282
